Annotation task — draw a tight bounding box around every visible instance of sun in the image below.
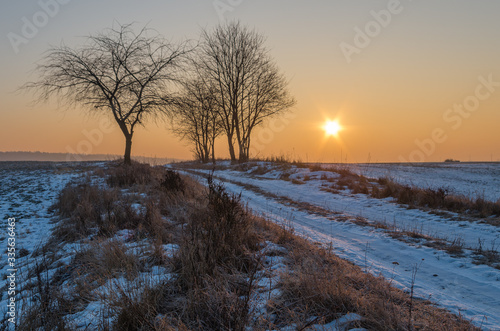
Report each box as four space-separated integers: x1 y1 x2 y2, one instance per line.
324 120 342 136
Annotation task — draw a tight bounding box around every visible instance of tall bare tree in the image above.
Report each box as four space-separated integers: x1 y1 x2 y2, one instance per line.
25 23 191 164
172 78 221 163
197 21 295 162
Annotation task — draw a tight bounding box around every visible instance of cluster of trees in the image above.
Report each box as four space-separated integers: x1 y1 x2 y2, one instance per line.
26 22 295 164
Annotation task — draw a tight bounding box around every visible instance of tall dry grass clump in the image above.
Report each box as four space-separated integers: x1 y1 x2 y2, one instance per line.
307 163 500 219
175 178 258 287
106 160 162 187
372 177 500 218
52 163 184 242
109 175 261 330
53 183 123 241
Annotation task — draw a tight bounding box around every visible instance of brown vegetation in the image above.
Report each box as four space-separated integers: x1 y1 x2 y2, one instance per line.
14 161 480 330
254 219 477 330
301 164 500 220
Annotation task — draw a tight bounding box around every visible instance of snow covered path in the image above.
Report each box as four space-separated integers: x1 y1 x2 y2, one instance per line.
212 169 500 250
185 167 500 330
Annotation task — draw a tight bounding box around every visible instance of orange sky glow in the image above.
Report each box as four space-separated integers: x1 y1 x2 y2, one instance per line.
1 1 499 163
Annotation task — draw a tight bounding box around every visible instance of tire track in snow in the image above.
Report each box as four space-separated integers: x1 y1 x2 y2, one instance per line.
183 169 500 330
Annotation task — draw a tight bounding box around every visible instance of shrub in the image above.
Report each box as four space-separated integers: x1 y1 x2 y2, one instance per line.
107 161 161 188
175 178 258 289
53 183 120 241
182 276 253 331
160 170 185 193
53 181 169 242
73 240 141 282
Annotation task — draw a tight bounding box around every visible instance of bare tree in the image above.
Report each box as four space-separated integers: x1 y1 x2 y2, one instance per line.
24 23 191 164
197 21 295 163
173 78 221 163
236 59 296 161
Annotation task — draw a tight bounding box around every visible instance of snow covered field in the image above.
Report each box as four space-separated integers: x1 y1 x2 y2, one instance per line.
2 161 365 330
0 162 84 254
2 161 500 329
181 162 500 330
324 162 500 202
0 162 96 327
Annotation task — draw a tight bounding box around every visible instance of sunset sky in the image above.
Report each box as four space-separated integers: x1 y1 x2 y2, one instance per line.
1 0 500 163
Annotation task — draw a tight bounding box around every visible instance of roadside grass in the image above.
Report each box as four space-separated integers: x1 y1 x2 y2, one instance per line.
223 159 500 221
186 167 500 270
473 239 500 269
372 176 500 219
309 164 500 220
254 218 477 331
12 160 480 330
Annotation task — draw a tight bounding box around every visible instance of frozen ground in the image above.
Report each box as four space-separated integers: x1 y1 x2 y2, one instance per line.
2 161 499 329
0 162 89 252
0 162 99 327
182 162 500 330
321 162 500 202
1 161 362 330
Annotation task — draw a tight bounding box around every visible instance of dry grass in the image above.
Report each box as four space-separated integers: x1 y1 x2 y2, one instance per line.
255 155 307 168
174 159 500 221
53 182 128 239
173 177 260 289
473 239 500 269
52 164 184 242
38 240 144 315
17 252 72 330
255 219 478 331
73 240 142 282
112 175 261 330
49 163 262 330
371 176 500 218
16 161 481 330
113 283 179 330
302 164 500 220
106 160 164 188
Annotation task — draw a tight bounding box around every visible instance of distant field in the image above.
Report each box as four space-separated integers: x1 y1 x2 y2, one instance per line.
0 152 181 164
320 162 500 202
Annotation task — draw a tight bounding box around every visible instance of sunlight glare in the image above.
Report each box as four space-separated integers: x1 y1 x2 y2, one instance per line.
324 120 342 136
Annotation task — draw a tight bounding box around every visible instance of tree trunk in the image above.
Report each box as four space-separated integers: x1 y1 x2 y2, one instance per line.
238 147 248 163
238 137 250 163
124 134 133 165
203 145 210 164
227 134 236 162
211 140 216 164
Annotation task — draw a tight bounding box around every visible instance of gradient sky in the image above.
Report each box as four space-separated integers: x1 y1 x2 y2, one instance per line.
1 0 500 162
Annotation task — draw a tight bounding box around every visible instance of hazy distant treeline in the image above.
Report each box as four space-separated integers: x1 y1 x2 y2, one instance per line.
0 152 179 164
